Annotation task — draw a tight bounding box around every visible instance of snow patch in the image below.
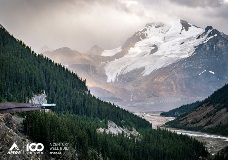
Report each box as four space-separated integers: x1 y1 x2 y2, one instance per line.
101 47 122 57
204 34 217 43
105 20 206 82
209 71 215 74
199 70 206 75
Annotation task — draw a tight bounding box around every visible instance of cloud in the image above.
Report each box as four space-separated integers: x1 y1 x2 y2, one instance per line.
0 0 228 52
169 0 224 8
0 0 151 52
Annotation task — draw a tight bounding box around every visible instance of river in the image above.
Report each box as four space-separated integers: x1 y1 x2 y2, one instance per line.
134 111 228 155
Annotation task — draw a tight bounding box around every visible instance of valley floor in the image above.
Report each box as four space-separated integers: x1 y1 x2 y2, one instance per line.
135 112 228 155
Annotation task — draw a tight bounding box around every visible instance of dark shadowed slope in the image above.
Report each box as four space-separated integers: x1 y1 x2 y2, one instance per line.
166 84 228 136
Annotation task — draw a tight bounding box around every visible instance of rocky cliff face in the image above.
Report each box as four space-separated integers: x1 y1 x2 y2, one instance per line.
0 113 79 159
97 121 139 137
130 26 228 104
0 113 41 160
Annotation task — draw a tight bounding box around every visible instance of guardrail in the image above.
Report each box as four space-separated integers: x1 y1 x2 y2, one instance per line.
0 102 55 114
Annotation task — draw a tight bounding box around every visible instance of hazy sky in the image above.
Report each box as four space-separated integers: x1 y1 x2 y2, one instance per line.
0 0 228 52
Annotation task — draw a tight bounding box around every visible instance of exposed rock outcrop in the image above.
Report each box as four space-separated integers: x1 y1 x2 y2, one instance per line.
0 113 41 160
97 121 139 137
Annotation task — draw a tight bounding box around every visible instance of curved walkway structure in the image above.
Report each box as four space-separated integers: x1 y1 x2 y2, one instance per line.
0 102 56 114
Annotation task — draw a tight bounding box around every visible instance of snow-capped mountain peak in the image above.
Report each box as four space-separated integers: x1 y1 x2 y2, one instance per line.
138 22 170 38
104 20 207 82
42 20 228 112
164 20 203 41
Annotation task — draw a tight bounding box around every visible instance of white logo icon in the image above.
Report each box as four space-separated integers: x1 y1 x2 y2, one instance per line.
26 143 44 152
8 142 21 154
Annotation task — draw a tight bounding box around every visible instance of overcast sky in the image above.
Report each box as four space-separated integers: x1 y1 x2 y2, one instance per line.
0 0 228 52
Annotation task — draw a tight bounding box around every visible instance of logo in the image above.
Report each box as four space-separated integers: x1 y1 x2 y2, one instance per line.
26 143 44 154
7 142 44 155
26 143 44 152
8 142 21 154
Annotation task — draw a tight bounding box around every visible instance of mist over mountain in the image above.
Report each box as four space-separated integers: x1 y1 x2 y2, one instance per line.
38 45 51 53
43 19 228 112
0 22 210 160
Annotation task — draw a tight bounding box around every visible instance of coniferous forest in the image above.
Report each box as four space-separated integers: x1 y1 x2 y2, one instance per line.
24 111 208 160
166 84 228 136
0 26 149 130
0 25 209 159
160 101 201 117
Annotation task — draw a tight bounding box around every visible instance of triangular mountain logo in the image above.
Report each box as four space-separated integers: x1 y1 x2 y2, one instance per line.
9 143 20 151
7 142 21 154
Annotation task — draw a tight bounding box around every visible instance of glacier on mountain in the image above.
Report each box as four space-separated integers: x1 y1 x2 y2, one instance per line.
104 20 209 82
102 47 122 56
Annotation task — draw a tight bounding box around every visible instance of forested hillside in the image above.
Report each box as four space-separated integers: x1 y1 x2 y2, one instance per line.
0 26 150 129
212 146 228 160
0 24 209 159
166 84 228 136
24 111 208 160
161 101 201 117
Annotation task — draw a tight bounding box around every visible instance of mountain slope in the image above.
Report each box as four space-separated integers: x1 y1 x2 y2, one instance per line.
0 25 150 129
0 113 45 159
105 21 228 111
0 24 210 159
166 84 228 136
43 47 130 104
86 45 104 55
105 20 204 82
23 111 209 160
160 101 201 117
42 20 228 112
